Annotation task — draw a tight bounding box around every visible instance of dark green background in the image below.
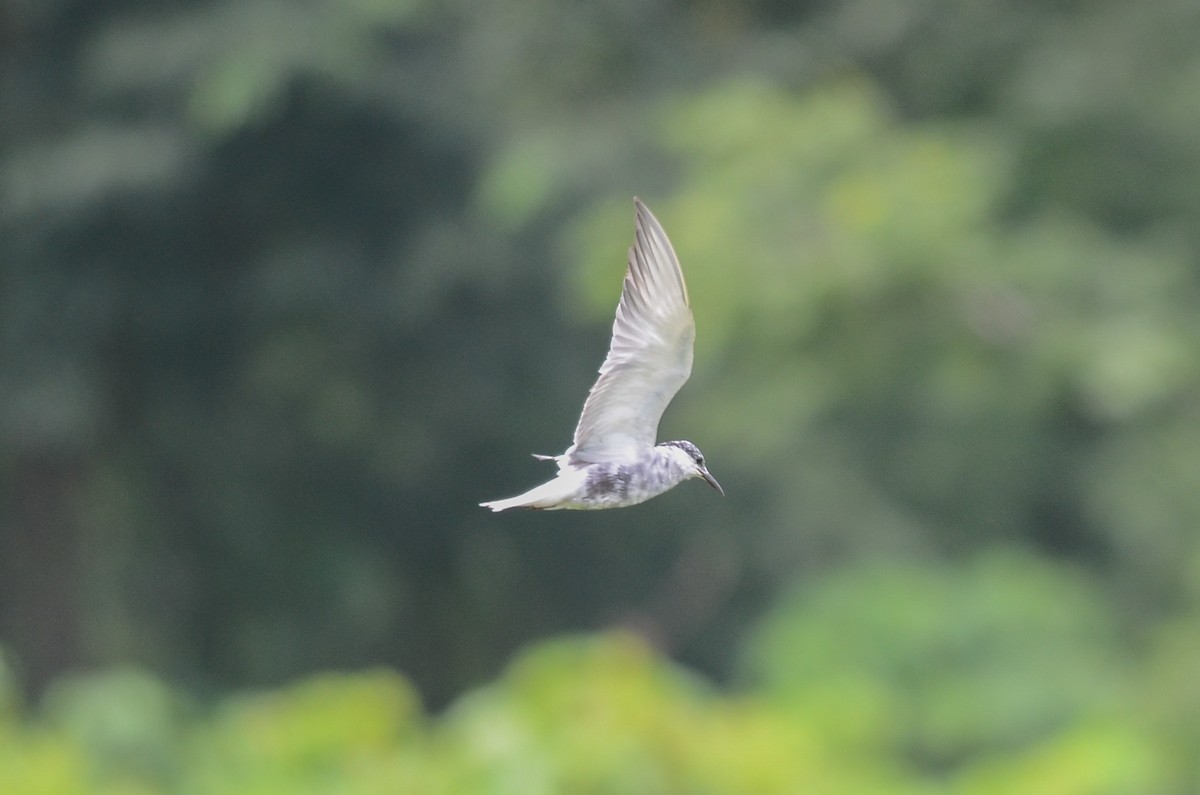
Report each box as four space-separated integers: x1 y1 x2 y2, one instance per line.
3 0 1198 745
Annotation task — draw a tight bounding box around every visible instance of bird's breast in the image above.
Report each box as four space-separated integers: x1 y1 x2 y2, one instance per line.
580 453 683 508
584 463 636 502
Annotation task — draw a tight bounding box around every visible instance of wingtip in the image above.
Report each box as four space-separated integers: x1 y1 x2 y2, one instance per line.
631 197 662 239
627 196 690 309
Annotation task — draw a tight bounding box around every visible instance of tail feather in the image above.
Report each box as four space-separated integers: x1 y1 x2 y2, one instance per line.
480 471 584 512
479 495 543 512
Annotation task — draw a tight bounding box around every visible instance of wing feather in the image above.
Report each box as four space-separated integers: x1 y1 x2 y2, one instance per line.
567 198 695 464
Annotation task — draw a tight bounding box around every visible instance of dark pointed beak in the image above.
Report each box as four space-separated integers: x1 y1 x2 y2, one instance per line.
699 467 725 496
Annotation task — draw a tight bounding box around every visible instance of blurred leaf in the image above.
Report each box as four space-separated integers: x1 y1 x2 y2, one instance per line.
744 552 1127 766
42 669 185 786
955 721 1167 795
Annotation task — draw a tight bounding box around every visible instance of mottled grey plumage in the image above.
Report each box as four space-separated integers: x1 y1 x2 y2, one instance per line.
480 199 722 512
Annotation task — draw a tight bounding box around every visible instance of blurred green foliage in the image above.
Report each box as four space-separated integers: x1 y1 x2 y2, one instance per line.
1 552 1196 793
3 0 1200 789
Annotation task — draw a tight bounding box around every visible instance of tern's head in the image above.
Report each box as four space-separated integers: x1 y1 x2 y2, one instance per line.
660 440 724 496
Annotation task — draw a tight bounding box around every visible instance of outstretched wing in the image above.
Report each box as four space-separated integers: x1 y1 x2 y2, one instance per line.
567 198 695 464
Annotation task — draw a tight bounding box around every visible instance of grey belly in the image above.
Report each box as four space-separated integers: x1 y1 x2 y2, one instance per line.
576 463 659 509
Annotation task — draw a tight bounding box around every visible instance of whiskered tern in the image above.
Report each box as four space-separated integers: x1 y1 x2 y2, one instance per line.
481 198 723 511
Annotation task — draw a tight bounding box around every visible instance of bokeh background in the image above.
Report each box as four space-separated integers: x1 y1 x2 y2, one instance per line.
3 0 1200 792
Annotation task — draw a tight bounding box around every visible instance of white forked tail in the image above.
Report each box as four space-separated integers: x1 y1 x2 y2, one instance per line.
479 468 585 512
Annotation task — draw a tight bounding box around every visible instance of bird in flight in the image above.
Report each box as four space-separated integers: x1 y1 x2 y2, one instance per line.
481 197 723 511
